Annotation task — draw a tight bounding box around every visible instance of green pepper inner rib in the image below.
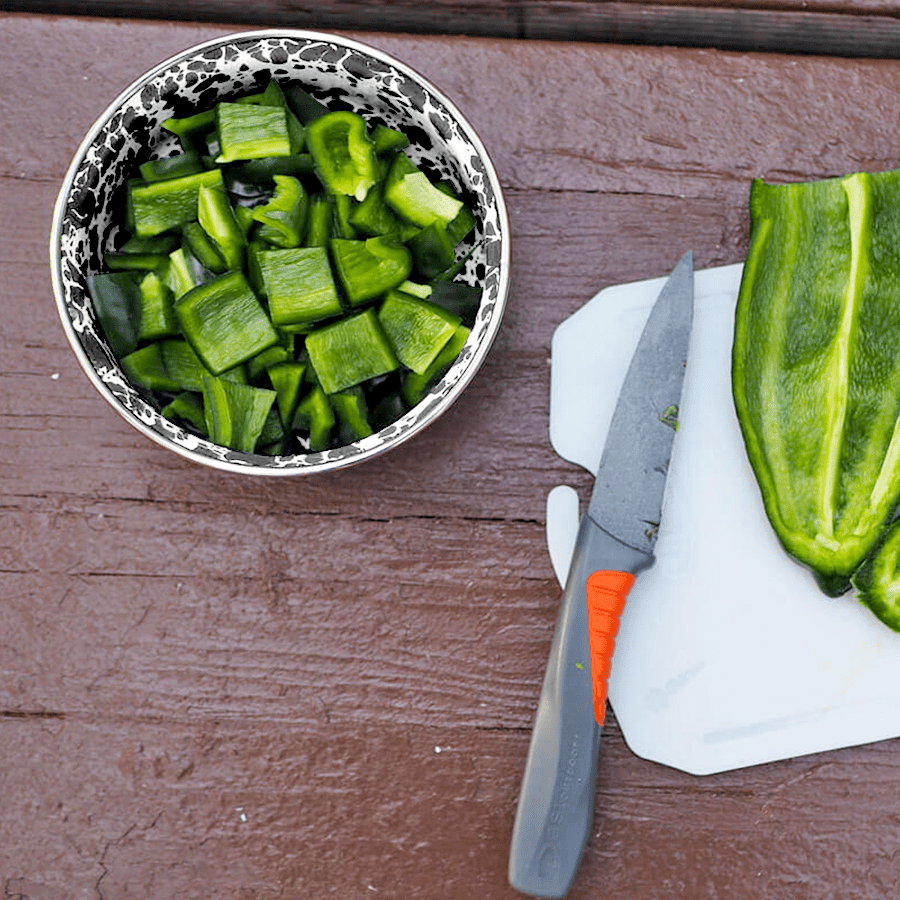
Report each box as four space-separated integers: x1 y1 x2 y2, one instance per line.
817 174 867 546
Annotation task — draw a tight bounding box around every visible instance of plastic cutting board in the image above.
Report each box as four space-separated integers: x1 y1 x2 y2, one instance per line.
546 262 900 775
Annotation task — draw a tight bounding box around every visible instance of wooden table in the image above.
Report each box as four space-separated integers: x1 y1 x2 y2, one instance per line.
5 10 900 899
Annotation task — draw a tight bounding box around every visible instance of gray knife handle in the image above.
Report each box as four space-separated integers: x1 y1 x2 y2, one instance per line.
508 515 652 899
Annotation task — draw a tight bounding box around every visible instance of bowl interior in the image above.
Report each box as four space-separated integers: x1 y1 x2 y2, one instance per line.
53 30 508 474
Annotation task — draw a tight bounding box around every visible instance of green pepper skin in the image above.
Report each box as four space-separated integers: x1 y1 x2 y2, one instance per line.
852 520 900 630
251 175 308 249
306 111 377 201
330 237 412 306
733 170 900 596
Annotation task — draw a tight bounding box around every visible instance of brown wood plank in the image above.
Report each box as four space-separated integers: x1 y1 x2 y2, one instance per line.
7 10 900 900
8 0 900 56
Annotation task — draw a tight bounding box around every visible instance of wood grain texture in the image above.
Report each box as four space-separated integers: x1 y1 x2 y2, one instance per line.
9 0 900 56
6 10 900 899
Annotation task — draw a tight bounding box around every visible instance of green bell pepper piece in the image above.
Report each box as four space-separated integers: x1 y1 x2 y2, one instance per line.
349 180 403 238
161 391 207 434
120 343 182 393
383 153 462 229
118 234 180 256
157 339 208 392
163 247 206 300
86 271 142 358
137 271 178 342
246 344 292 383
304 194 332 248
396 280 432 300
267 361 307 428
305 308 399 394
401 323 470 407
330 237 412 306
428 280 482 327
734 170 900 597
103 251 167 273
214 102 292 163
130 168 224 238
371 124 410 155
257 246 342 328
293 386 335 451
175 271 278 375
225 155 315 190
181 222 227 274
331 193 356 239
332 387 374 442
122 339 209 394
307 111 377 201
139 152 205 183
198 182 245 271
201 374 277 453
161 110 216 151
251 175 308 248
378 290 461 375
436 182 477 245
407 222 456 281
283 85 330 125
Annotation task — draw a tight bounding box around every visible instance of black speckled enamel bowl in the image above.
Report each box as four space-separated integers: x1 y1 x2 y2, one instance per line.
50 29 509 475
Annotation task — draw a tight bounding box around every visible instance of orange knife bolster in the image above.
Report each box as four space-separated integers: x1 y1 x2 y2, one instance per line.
586 570 635 726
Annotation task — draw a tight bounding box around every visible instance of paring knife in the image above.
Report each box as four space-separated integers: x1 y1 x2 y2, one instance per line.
508 252 695 899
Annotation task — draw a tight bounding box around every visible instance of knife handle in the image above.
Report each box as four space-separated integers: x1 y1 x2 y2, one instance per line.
586 571 634 726
508 517 651 899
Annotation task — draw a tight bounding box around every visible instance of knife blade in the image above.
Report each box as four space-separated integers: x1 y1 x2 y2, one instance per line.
508 251 695 899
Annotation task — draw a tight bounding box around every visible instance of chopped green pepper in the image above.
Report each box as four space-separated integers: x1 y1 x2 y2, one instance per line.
330 237 412 306
383 153 463 228
161 391 207 434
402 324 470 407
305 308 399 394
371 124 410 155
257 246 342 328
181 222 227 275
293 386 335 451
283 85 330 124
175 271 278 375
304 194 332 248
130 168 224 238
247 343 292 383
202 373 277 453
267 361 307 428
163 247 206 300
86 271 142 357
139 152 205 183
214 103 292 163
119 234 180 256
332 387 374 442
428 280 482 327
93 77 485 458
307 110 377 201
407 222 456 281
137 271 178 342
198 182 245 271
120 343 183 393
161 109 216 151
251 175 308 248
378 290 461 374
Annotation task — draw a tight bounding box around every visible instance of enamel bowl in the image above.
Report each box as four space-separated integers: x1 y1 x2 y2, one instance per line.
50 29 509 475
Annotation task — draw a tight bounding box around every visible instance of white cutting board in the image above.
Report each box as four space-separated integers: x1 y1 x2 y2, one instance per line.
547 262 900 776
